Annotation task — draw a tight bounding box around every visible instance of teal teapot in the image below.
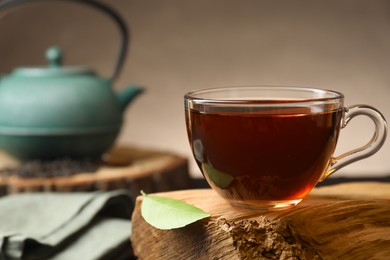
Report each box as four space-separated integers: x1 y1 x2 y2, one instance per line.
0 0 143 160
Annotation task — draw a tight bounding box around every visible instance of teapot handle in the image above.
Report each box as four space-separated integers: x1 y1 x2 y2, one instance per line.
0 0 128 81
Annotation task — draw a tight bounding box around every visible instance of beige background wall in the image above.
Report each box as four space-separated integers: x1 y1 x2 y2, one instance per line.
0 0 389 178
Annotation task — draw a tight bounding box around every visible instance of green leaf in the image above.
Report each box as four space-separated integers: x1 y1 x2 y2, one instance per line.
140 191 210 230
203 163 234 188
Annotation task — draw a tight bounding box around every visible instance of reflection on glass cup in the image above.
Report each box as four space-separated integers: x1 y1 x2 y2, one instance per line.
185 86 387 211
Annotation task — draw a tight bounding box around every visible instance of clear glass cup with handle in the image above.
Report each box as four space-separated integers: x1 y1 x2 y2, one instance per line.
185 86 387 211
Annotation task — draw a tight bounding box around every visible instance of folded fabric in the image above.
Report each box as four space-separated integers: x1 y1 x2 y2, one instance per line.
0 190 134 260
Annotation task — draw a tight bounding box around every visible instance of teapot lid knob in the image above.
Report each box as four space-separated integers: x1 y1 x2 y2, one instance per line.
46 46 63 68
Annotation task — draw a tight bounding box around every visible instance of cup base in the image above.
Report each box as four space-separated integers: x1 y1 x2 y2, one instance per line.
228 198 303 212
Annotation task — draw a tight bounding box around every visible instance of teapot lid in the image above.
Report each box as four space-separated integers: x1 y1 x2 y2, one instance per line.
11 47 96 77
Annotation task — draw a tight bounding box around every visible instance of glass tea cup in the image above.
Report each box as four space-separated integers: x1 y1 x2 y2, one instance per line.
184 86 387 211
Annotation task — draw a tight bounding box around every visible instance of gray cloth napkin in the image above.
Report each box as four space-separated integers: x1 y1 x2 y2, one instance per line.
0 190 134 260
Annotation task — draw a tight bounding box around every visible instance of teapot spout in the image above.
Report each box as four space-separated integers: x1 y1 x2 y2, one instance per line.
117 85 143 112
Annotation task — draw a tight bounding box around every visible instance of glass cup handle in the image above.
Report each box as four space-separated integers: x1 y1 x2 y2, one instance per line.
320 105 388 181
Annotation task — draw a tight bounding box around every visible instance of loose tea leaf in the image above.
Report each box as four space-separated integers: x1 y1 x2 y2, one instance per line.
141 191 210 230
0 158 99 179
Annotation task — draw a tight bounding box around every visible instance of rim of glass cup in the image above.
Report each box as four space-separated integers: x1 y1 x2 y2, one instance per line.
184 86 344 106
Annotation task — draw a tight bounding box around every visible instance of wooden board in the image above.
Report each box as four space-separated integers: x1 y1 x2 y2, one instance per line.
131 182 390 260
0 146 192 200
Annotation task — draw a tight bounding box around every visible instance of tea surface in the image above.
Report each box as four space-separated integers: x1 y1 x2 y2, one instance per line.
187 107 343 203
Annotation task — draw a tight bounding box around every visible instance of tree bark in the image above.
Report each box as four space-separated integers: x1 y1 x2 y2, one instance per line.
131 182 390 260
